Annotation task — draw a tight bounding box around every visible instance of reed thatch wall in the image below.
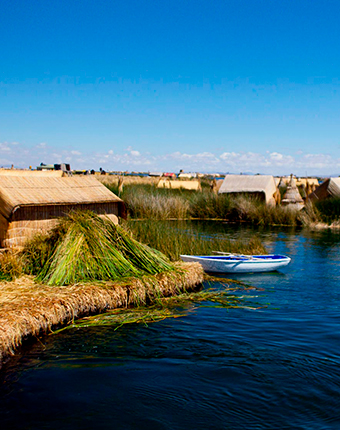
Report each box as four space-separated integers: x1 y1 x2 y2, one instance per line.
157 178 202 191
0 176 125 248
219 175 278 205
0 169 64 177
0 262 204 367
3 213 119 248
98 175 159 186
281 176 304 209
308 178 340 202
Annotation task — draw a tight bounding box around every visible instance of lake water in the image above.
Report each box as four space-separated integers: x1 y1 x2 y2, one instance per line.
1 222 340 430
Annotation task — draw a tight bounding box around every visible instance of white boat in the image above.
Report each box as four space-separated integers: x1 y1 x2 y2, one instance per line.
180 252 291 274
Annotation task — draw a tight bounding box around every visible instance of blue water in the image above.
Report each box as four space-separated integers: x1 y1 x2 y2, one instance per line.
1 224 340 429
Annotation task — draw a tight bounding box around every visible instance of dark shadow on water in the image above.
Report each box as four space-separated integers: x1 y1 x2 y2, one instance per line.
2 222 340 430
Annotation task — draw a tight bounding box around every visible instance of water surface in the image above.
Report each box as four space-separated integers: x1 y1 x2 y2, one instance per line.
1 223 340 429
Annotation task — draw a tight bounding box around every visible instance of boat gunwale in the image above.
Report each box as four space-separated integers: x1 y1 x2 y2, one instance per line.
180 254 291 263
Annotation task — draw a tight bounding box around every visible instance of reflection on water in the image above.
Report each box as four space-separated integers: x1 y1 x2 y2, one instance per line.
1 222 340 430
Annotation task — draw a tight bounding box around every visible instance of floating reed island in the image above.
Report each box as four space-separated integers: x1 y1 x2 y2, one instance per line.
0 211 204 367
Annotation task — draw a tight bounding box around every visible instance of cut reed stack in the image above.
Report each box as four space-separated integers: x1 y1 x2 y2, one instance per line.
0 263 203 367
0 211 204 367
24 211 175 286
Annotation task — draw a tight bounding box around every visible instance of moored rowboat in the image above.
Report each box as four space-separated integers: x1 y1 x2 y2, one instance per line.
180 253 291 274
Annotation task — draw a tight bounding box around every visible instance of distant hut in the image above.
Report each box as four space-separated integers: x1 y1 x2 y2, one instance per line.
308 178 340 203
0 176 125 248
218 175 278 205
0 169 64 178
157 178 201 191
281 175 304 209
278 177 287 189
308 178 319 193
178 172 197 179
149 172 162 177
296 178 319 191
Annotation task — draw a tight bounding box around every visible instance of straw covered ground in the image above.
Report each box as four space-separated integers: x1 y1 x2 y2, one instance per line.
0 262 203 367
0 211 204 367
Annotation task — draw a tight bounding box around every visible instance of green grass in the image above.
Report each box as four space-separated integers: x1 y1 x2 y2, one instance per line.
125 219 267 261
106 182 334 227
315 198 340 223
22 211 176 286
2 209 268 285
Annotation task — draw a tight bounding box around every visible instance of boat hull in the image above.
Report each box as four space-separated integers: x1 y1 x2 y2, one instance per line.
180 254 291 273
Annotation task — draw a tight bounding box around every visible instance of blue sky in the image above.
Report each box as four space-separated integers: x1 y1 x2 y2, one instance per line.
1 0 340 175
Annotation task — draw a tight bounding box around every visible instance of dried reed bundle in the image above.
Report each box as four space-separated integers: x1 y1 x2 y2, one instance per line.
0 262 204 366
52 279 263 333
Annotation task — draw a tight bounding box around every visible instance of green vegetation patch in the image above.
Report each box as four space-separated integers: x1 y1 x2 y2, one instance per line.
52 278 265 333
22 211 175 286
125 219 267 261
105 182 306 226
315 198 340 223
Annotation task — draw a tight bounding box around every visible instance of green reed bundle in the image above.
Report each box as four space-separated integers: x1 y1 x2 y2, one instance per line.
105 221 174 274
51 279 263 334
25 211 175 286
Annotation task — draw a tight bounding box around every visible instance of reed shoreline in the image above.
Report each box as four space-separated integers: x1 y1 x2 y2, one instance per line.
101 177 340 228
0 262 204 368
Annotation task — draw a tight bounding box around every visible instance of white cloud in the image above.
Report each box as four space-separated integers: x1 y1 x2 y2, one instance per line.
51 152 62 158
298 153 340 169
0 141 338 175
166 151 219 166
269 152 295 166
220 151 268 168
0 144 11 152
130 150 140 157
270 152 283 161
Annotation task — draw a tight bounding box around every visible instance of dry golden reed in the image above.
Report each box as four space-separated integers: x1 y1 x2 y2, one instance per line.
0 262 203 367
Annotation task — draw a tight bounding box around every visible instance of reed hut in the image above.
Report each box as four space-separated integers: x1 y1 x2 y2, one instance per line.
0 176 125 248
157 178 202 191
296 178 319 190
178 172 197 179
281 175 304 209
278 177 287 189
0 169 64 177
308 178 340 202
218 175 278 205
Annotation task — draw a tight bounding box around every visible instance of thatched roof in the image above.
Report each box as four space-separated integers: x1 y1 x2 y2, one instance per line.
0 176 123 220
218 175 277 204
308 178 340 202
278 177 287 188
0 169 64 177
157 178 201 191
296 178 319 187
282 176 304 204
